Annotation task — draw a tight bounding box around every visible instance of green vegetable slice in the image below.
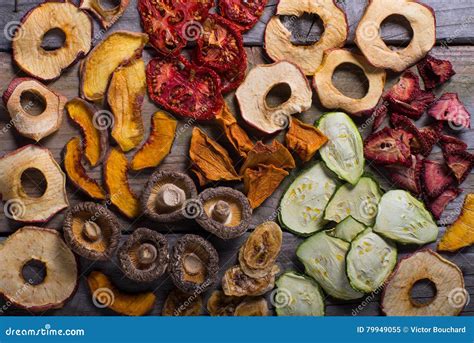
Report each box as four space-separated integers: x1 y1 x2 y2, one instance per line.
274 271 325 316
279 162 339 236
317 112 364 185
346 228 397 293
374 190 438 245
328 216 366 242
297 232 363 300
324 177 383 226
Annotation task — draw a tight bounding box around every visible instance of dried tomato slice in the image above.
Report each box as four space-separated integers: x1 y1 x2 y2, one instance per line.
218 0 268 32
146 56 224 121
220 59 247 94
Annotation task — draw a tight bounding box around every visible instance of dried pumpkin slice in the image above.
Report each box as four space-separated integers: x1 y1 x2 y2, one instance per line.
81 31 148 102
80 0 130 29
234 298 269 316
285 118 328 162
131 112 177 171
162 288 202 316
244 165 289 209
103 148 140 219
207 290 242 316
222 265 280 297
87 271 156 316
66 98 108 168
240 141 296 175
107 58 146 152
63 137 106 200
438 194 474 252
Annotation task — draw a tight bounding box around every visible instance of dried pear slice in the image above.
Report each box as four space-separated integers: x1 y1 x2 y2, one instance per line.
0 145 68 223
327 216 366 242
80 31 148 102
162 288 202 316
12 1 92 81
108 58 146 152
103 148 140 219
264 0 348 75
66 98 108 168
80 0 130 29
234 298 269 316
297 232 363 300
131 112 177 171
63 137 106 200
207 290 242 316
222 265 280 297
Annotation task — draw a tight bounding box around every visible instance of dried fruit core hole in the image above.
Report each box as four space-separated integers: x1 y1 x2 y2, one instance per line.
20 90 47 116
183 253 205 277
211 200 231 223
22 259 47 286
265 83 292 109
82 221 102 242
332 63 369 99
137 243 158 265
380 15 414 49
410 278 437 306
41 28 67 51
99 0 121 10
156 184 186 211
281 13 325 46
20 168 47 198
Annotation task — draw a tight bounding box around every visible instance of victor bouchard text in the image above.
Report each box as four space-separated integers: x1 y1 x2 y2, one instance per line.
356 326 467 334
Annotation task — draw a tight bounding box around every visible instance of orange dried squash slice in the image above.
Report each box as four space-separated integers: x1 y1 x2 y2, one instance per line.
286 118 328 162
244 164 289 209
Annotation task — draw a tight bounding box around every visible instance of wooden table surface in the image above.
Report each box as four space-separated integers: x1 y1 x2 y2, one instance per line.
0 0 473 316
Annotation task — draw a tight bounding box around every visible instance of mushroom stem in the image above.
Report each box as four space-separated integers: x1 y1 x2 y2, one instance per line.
137 243 158 266
211 200 231 223
82 221 102 242
155 184 186 211
183 253 204 276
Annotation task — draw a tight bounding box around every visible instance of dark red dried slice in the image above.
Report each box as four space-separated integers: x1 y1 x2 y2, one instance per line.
218 0 268 32
422 159 455 198
419 122 443 156
385 155 423 196
388 90 435 120
220 60 247 94
384 71 420 103
146 56 224 121
390 113 428 156
428 188 462 220
428 93 471 129
417 55 456 90
364 127 412 166
444 150 474 184
371 103 389 133
439 134 468 154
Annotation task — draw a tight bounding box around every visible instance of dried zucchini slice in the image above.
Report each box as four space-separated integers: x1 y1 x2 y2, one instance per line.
328 216 366 242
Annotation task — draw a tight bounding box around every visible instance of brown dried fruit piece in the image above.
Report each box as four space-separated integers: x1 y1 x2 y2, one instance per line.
190 127 241 186
223 265 279 297
240 141 295 174
0 227 77 312
13 1 92 81
428 188 462 220
382 250 466 316
234 298 269 316
81 31 148 102
244 164 289 209
207 290 242 316
104 148 140 219
0 145 68 223
438 194 474 252
286 118 328 162
364 128 412 166
385 155 423 196
428 93 471 129
162 288 203 316
66 98 108 168
80 0 130 29
87 271 156 316
264 0 348 75
417 55 456 90
422 160 455 199
63 202 121 261
2 78 66 141
444 151 474 184
107 58 146 152
131 112 177 171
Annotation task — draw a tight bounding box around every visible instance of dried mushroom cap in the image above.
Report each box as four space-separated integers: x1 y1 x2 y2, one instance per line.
170 235 219 295
234 297 269 316
118 228 169 283
207 290 242 316
12 1 92 81
236 61 312 135
63 202 121 261
162 288 203 316
222 265 280 297
382 250 466 316
0 227 77 311
264 0 348 75
141 171 198 223
80 0 130 29
2 78 66 142
196 187 252 240
355 0 436 72
239 222 283 278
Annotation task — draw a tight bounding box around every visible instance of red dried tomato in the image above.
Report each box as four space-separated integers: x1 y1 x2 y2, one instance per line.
146 56 224 121
220 60 247 94
218 0 268 31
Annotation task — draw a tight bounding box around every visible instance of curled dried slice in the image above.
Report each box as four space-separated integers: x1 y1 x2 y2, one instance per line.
146 56 223 121
190 128 241 186
285 118 328 162
207 291 242 316
236 61 312 135
162 288 202 316
439 135 468 154
384 155 423 196
2 78 66 141
81 31 148 102
63 137 106 200
222 265 279 297
428 188 462 220
438 194 474 252
66 98 108 168
220 59 248 94
264 0 348 75
12 1 92 81
422 159 455 199
385 70 420 104
391 91 435 120
390 113 428 156
131 112 177 171
417 55 456 90
244 164 289 209
87 271 156 316
419 122 443 155
239 222 282 278
371 103 389 133
80 0 130 29
104 148 140 219
240 141 295 175
219 0 267 32
445 150 474 185
107 58 146 152
234 298 269 316
364 127 412 166
428 93 471 129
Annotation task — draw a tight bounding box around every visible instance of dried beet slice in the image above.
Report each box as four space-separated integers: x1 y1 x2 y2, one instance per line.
371 103 389 133
444 150 474 184
428 188 462 220
218 0 267 32
364 127 412 166
422 159 455 199
417 55 456 90
384 155 423 196
428 93 471 129
439 134 468 154
384 71 420 103
146 56 224 121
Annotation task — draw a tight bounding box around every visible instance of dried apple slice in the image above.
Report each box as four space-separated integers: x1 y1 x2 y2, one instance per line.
264 0 348 75
80 31 148 102
285 118 328 162
63 137 106 200
107 58 146 152
2 78 66 142
12 1 92 81
80 0 130 29
0 145 68 223
66 98 108 168
131 112 177 171
104 148 140 219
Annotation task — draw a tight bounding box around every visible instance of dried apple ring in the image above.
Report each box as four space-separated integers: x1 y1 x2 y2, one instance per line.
264 0 348 76
355 0 436 72
2 78 66 142
313 49 386 116
12 1 92 81
80 0 130 29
